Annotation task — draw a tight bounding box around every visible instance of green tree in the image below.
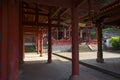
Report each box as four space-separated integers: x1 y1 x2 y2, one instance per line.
102 28 118 33
110 36 120 48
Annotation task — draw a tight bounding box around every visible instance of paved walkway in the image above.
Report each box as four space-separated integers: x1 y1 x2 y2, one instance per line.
20 53 120 80
53 51 120 75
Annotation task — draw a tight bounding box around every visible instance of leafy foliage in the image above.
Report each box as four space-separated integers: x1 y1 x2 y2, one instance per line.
110 36 120 48
98 0 116 6
25 45 36 52
90 28 96 39
102 28 119 33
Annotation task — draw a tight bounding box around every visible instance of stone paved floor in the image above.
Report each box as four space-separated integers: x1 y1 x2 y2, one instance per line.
20 53 120 80
54 51 120 74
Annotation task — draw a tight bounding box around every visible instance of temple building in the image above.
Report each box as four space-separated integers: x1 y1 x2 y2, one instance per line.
0 0 120 80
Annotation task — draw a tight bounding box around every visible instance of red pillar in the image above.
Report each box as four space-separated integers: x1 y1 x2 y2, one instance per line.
0 0 8 80
0 0 2 52
19 25 24 67
35 31 38 53
69 0 80 79
48 15 52 63
0 1 2 79
95 27 98 39
7 1 19 80
19 2 24 67
96 20 104 63
38 32 40 54
39 32 43 57
86 27 90 44
41 33 43 55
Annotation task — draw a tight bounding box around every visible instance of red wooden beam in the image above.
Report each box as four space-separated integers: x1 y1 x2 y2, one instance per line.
100 0 120 11
23 0 72 8
60 8 70 17
22 22 59 27
23 11 48 16
104 14 120 25
23 26 47 32
22 6 39 10
50 7 62 19
79 14 89 20
76 0 84 7
23 26 37 32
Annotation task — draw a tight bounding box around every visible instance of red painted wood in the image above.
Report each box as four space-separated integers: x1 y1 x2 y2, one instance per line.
41 34 43 55
38 33 40 54
19 2 24 67
23 0 72 8
48 16 52 63
86 27 90 43
0 0 2 58
0 0 8 80
39 32 43 57
100 0 120 11
7 1 19 80
19 25 24 66
96 21 104 63
71 1 80 75
35 32 38 49
24 27 37 32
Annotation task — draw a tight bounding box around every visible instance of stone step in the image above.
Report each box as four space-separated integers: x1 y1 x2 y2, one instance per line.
79 44 92 52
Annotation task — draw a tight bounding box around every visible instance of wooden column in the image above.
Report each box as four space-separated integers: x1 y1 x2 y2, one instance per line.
7 1 19 80
69 0 80 80
0 1 2 79
36 35 38 53
96 20 104 63
48 15 52 63
35 4 39 54
37 32 40 54
95 27 98 39
19 25 24 67
87 28 90 44
39 31 43 57
35 31 38 53
0 0 8 80
19 1 24 68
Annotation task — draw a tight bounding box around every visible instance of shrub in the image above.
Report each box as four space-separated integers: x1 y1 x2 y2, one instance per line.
90 32 96 39
25 45 36 52
110 36 120 48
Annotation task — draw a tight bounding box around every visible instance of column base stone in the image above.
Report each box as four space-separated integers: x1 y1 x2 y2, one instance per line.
69 75 80 80
96 58 104 63
47 60 52 63
40 54 42 57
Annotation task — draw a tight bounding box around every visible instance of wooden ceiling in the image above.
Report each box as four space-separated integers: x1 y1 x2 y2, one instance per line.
21 0 120 30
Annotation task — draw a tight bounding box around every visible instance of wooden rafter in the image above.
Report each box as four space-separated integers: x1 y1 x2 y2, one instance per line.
79 14 90 20
98 4 120 19
104 14 120 26
23 22 59 27
23 26 48 32
22 0 120 27
76 0 85 7
60 8 70 17
23 0 72 8
50 7 62 19
23 11 48 16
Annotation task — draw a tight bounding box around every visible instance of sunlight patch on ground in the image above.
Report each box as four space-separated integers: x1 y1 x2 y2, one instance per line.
24 53 47 61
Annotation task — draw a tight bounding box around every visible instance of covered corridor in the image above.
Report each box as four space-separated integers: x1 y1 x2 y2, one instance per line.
0 0 120 80
21 53 119 80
